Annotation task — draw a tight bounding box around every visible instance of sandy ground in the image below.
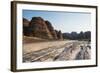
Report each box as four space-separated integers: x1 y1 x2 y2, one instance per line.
23 40 75 54
23 40 91 62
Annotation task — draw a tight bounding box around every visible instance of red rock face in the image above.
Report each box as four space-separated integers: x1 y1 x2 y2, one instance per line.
57 31 63 40
23 18 29 27
29 17 53 39
23 17 63 40
45 21 58 39
23 18 31 36
55 30 63 40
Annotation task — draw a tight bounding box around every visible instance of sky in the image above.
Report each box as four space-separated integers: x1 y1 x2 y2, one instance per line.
23 10 91 33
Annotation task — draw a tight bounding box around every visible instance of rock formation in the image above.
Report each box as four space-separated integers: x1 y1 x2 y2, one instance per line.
23 18 29 27
55 30 63 40
45 21 58 39
23 18 31 36
29 17 53 39
23 17 63 40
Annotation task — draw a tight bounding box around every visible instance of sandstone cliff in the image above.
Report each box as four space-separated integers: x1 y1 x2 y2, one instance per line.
45 21 58 39
23 17 63 40
29 17 53 39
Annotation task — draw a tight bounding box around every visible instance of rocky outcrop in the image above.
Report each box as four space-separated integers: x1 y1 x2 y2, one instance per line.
23 18 29 27
55 30 63 40
29 17 53 39
57 30 63 40
23 18 31 36
23 17 63 40
45 21 58 39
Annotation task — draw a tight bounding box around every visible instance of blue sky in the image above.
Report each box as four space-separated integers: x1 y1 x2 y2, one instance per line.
23 10 91 33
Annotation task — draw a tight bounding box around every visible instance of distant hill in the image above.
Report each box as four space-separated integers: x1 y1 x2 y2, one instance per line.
63 31 91 41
